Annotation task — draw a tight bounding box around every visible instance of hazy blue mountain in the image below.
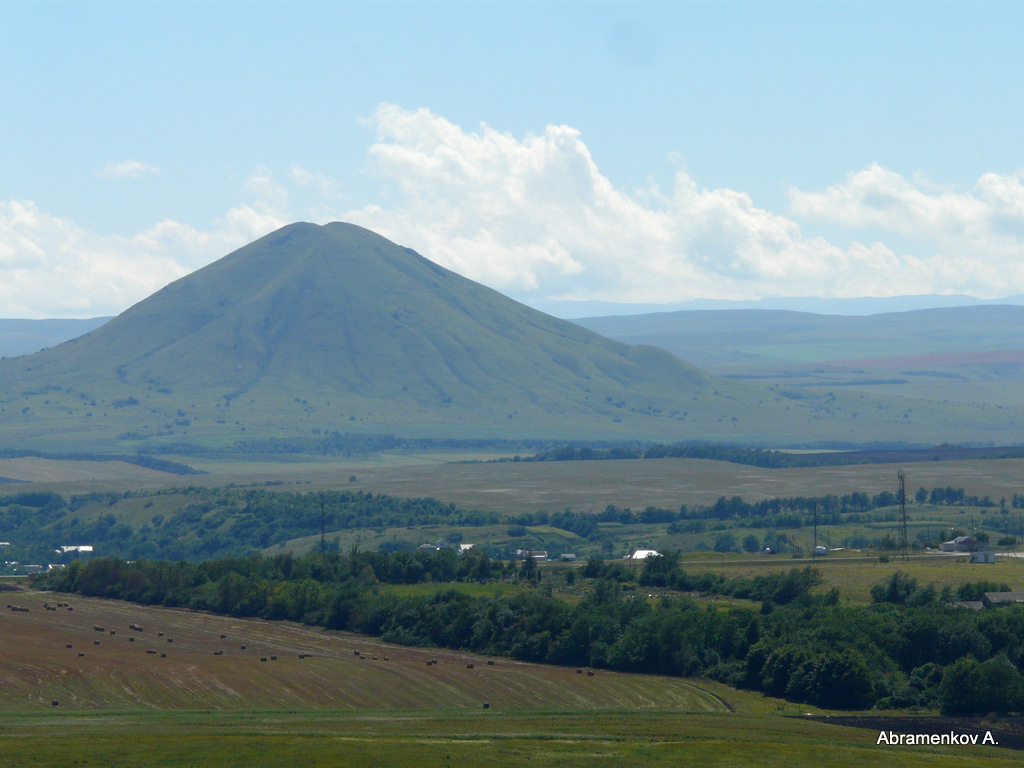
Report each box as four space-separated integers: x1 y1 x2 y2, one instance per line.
0 317 111 358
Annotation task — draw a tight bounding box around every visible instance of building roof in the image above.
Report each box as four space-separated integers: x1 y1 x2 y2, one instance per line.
627 549 660 559
983 591 1024 605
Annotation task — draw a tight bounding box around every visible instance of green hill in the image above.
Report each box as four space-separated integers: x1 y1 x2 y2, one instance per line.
2 222 1022 452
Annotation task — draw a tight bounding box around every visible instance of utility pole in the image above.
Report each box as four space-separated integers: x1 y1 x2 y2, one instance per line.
321 501 326 553
812 501 818 559
898 468 909 561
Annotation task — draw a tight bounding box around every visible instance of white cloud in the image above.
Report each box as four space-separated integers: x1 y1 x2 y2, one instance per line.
345 105 960 304
0 176 289 317
96 160 161 180
788 164 1024 297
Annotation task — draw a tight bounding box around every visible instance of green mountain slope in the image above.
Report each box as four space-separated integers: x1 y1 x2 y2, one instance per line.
2 222 1022 451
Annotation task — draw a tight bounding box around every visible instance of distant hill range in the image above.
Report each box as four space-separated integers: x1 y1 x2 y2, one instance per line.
0 317 110 358
2 222 1023 453
576 306 1024 384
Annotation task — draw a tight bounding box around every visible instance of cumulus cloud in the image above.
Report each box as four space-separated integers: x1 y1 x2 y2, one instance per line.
96 160 161 179
9 106 1024 317
0 180 288 317
347 105 1014 305
788 164 1024 297
790 164 1024 253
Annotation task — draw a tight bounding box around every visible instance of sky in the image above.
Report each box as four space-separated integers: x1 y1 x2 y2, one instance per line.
2 0 1024 318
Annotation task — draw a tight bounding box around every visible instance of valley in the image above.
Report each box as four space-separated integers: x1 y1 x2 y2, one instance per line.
3 223 1024 766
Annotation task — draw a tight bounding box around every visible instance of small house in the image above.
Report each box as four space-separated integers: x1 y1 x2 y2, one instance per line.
515 549 548 560
970 551 997 564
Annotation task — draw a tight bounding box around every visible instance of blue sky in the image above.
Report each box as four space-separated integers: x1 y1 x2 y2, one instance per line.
2 0 1023 317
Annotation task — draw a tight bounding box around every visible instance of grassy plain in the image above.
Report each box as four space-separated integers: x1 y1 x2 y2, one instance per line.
6 708 1024 768
13 453 1024 511
3 589 1023 767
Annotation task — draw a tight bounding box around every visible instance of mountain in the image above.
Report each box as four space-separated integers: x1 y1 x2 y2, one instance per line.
0 222 753 450
3 222 1022 453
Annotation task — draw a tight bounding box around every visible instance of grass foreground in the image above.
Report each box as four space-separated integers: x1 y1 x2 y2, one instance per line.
2 708 1022 768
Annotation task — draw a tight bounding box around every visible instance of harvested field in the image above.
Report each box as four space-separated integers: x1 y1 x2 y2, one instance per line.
0 590 726 712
